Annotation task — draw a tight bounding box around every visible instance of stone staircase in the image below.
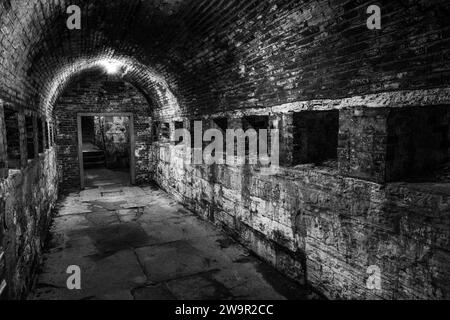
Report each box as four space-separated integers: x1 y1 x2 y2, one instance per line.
82 141 106 168
83 150 106 168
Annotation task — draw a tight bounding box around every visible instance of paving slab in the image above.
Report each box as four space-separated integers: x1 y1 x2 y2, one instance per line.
29 182 313 300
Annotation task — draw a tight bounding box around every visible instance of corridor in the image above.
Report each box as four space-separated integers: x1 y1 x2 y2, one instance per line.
1 0 449 301
29 184 313 300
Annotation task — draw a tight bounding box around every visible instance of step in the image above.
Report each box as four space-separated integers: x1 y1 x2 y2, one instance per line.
84 161 106 166
83 154 105 160
83 151 104 156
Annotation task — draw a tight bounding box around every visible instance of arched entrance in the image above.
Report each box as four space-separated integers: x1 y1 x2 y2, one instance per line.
53 71 154 191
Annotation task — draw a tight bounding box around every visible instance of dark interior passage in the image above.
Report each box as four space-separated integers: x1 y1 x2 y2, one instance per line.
81 115 131 188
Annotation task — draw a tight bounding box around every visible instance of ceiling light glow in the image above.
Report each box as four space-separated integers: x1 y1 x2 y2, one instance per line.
100 60 122 74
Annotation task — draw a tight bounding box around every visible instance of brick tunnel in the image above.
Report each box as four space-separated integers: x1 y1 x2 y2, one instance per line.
0 0 450 301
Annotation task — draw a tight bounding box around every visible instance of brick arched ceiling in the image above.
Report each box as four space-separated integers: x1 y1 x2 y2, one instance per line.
43 55 182 118
1 0 267 117
1 0 449 118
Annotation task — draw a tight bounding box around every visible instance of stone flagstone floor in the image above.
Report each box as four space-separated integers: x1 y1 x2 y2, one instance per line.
29 182 314 300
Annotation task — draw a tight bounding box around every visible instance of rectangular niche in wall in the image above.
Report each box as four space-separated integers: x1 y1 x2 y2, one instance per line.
386 105 450 182
292 110 339 167
212 118 228 155
174 121 184 145
38 118 44 153
44 121 49 149
242 115 270 158
49 123 55 147
25 115 35 160
243 115 269 132
152 122 159 142
4 107 21 169
160 123 170 140
190 119 203 149
212 118 228 132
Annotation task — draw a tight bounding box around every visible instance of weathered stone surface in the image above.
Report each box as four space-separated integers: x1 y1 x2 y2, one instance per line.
0 149 58 299
154 137 450 299
29 184 312 300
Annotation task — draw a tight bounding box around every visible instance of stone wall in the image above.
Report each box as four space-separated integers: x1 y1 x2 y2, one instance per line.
3 107 21 169
150 97 450 300
1 97 58 299
0 149 58 299
54 73 152 191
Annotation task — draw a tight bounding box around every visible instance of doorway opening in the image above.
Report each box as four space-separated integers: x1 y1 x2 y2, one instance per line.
78 113 135 189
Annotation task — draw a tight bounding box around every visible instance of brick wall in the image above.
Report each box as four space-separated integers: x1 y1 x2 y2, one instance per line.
54 73 152 191
0 1 449 118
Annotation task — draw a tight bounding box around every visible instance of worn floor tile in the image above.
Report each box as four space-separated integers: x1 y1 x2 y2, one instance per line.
29 184 312 300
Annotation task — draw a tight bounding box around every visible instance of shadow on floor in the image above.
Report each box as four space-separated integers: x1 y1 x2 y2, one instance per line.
84 168 130 188
30 184 318 300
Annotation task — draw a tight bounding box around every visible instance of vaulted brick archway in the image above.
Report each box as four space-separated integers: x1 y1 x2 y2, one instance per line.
53 69 152 191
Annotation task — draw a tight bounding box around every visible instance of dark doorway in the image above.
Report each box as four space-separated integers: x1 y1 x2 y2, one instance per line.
78 114 135 189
